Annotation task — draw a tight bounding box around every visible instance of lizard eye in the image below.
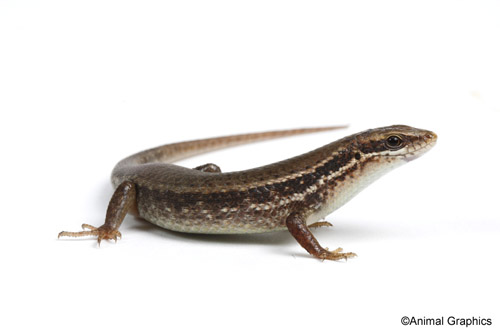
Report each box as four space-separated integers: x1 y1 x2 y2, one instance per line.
385 135 403 149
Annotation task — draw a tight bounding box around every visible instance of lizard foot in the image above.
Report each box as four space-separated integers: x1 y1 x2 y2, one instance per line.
194 163 222 173
318 247 357 261
58 224 122 245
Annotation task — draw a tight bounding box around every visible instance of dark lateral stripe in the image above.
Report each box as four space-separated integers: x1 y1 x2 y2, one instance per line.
138 150 366 208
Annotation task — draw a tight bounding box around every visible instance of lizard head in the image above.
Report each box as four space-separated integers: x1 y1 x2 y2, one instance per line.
354 125 437 163
302 125 437 221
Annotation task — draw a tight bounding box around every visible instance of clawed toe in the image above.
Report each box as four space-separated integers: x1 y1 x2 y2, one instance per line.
97 229 121 244
81 224 97 231
319 248 357 261
58 224 121 245
58 224 100 239
308 221 333 229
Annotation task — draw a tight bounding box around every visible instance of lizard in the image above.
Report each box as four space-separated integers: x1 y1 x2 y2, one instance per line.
59 125 437 260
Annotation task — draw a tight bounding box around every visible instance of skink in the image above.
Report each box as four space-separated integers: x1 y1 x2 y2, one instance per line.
59 125 437 260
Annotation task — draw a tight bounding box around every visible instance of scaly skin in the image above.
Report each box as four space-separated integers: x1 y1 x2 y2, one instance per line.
59 125 437 260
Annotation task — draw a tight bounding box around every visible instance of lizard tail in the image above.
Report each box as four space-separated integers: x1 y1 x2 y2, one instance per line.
118 125 348 166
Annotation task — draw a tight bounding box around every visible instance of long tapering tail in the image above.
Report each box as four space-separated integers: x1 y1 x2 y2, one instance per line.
116 126 348 168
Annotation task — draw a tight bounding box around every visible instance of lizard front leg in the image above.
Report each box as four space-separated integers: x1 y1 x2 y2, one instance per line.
58 181 137 245
286 212 356 261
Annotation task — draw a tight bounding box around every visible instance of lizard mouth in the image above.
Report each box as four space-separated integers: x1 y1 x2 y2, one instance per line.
401 131 438 162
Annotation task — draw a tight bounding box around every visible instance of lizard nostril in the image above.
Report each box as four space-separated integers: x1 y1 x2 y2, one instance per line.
424 132 437 142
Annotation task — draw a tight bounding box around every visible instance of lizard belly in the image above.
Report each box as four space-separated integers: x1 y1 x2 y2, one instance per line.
136 186 289 234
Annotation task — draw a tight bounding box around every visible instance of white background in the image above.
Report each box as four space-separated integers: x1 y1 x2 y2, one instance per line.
1 1 499 332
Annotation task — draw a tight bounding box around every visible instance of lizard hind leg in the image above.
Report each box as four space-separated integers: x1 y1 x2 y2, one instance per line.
286 213 356 261
58 181 136 245
194 163 222 173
